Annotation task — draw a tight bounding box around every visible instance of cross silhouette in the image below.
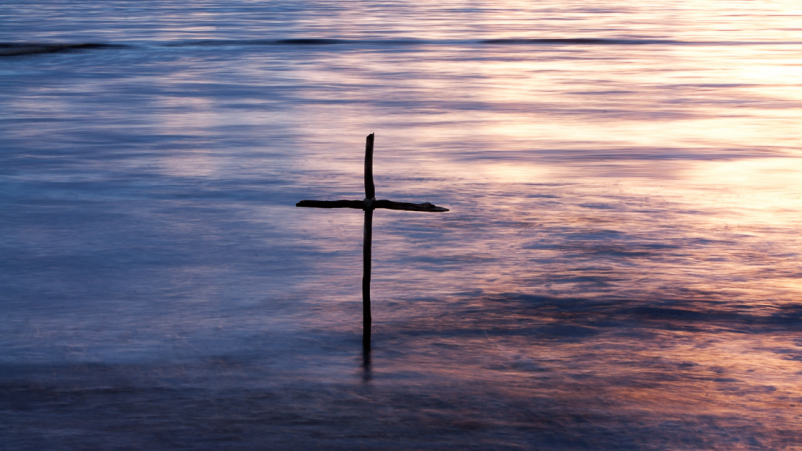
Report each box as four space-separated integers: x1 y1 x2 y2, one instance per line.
297 134 448 350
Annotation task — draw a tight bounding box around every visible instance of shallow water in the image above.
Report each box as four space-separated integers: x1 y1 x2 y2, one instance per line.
2 1 802 449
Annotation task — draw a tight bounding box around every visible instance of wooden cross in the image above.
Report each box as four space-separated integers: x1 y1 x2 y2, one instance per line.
297 134 448 350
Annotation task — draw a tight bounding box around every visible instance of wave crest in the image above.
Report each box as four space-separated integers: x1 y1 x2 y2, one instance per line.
0 43 125 57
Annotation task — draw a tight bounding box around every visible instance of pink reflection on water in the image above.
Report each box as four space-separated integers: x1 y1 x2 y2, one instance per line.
4 0 802 447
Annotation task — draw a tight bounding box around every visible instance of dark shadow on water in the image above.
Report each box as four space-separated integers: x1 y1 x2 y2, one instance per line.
380 292 802 342
0 43 128 57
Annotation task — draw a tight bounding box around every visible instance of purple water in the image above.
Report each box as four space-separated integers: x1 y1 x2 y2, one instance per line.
2 1 802 449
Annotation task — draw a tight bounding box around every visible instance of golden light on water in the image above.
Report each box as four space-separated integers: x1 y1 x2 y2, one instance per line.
5 0 802 447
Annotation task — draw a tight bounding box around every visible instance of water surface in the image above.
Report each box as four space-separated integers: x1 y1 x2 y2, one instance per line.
2 1 802 449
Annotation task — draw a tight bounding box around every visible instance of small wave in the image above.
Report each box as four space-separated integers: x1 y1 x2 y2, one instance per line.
164 38 426 47
276 38 351 45
0 43 126 57
166 37 681 47
156 38 802 48
2 38 794 57
165 38 353 46
163 39 277 47
480 38 682 45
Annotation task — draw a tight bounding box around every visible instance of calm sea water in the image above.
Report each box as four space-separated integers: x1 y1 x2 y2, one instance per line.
3 1 802 449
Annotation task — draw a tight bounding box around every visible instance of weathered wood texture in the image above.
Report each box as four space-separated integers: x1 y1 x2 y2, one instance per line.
296 200 363 209
362 134 375 351
296 199 448 212
375 200 448 212
365 133 375 199
295 133 449 352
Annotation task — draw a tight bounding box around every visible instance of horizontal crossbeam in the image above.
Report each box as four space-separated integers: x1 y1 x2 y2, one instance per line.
296 199 448 212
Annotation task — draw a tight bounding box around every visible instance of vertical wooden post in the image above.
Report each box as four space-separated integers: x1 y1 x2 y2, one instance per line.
365 133 375 199
362 133 375 350
362 207 373 350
